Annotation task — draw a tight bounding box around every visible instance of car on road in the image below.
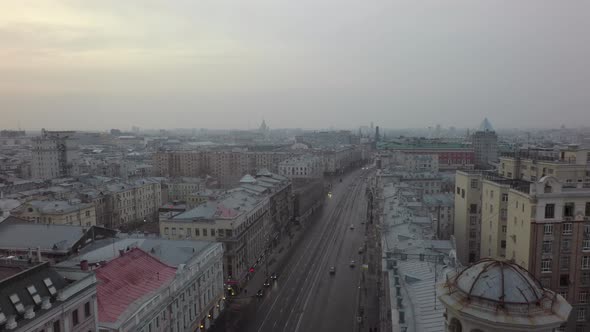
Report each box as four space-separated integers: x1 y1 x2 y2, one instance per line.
329 266 336 274
256 289 264 298
350 224 355 230
263 279 270 287
270 272 278 280
350 260 356 267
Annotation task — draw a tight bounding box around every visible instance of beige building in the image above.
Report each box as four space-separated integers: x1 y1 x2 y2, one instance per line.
104 178 162 228
455 157 590 330
11 200 97 226
454 171 483 264
31 129 79 180
499 145 590 182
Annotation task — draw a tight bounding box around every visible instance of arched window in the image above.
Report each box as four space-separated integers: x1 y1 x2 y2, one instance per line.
449 318 462 332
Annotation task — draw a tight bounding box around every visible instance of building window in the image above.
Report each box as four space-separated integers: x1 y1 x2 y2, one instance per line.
563 223 573 235
461 189 465 198
195 228 200 236
470 179 478 189
84 302 91 317
164 227 169 235
582 272 590 286
560 274 569 287
561 256 570 270
580 292 588 304
470 204 477 214
584 240 590 252
500 240 506 249
562 239 572 252
501 225 507 233
582 256 590 270
502 193 508 202
578 307 586 322
545 204 555 219
456 186 460 195
500 209 507 220
203 229 207 236
186 228 191 236
542 241 552 254
541 277 551 288
586 202 590 217
53 320 61 332
544 224 554 235
171 228 176 235
564 203 575 218
469 230 476 238
541 259 552 273
490 204 493 213
72 309 79 326
559 290 568 300
470 216 477 225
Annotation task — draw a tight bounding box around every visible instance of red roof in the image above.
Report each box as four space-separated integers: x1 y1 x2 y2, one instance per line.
96 248 176 323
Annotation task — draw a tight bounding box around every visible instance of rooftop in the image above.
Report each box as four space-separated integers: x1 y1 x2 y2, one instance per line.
96 248 176 324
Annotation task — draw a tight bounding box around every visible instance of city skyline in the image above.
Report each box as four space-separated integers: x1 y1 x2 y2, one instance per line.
2 0 590 130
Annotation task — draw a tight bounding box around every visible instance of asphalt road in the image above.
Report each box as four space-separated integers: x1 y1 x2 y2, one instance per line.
236 168 371 332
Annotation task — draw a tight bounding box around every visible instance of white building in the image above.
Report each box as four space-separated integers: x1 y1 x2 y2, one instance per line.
279 155 322 180
438 258 571 332
31 130 79 180
58 238 224 332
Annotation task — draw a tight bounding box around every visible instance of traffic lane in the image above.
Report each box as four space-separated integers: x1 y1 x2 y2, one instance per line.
298 186 367 332
266 177 365 332
278 182 360 332
244 175 363 331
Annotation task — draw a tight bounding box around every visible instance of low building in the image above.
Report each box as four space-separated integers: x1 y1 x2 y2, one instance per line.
0 260 98 332
70 241 224 332
10 200 97 226
0 216 116 262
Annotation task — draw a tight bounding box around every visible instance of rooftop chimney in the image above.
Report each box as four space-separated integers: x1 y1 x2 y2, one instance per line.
5 315 17 330
24 306 35 319
36 247 42 262
41 297 52 310
80 260 89 271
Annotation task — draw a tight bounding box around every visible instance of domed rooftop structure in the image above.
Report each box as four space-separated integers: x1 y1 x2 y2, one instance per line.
454 258 543 305
478 118 495 132
438 258 571 332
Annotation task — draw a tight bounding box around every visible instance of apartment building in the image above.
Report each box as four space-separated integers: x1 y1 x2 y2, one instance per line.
378 139 475 171
0 260 98 332
104 178 161 228
153 150 296 188
10 199 97 226
499 145 590 182
454 171 483 264
455 146 590 330
58 238 224 332
165 177 205 201
160 186 271 286
31 130 79 180
278 155 323 180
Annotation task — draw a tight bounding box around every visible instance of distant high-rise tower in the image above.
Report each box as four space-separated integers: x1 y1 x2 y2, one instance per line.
375 126 380 142
472 118 498 169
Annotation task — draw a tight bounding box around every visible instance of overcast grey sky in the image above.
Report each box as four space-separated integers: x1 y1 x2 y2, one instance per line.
1 0 589 130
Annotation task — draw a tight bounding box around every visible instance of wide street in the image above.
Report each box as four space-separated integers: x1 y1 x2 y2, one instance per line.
216 167 373 332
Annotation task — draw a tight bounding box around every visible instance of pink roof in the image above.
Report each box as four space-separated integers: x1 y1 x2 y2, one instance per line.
96 248 176 323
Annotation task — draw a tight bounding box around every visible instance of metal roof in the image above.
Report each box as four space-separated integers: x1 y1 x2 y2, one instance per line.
0 217 88 252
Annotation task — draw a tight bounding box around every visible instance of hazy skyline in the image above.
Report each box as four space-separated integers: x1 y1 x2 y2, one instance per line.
1 1 589 130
